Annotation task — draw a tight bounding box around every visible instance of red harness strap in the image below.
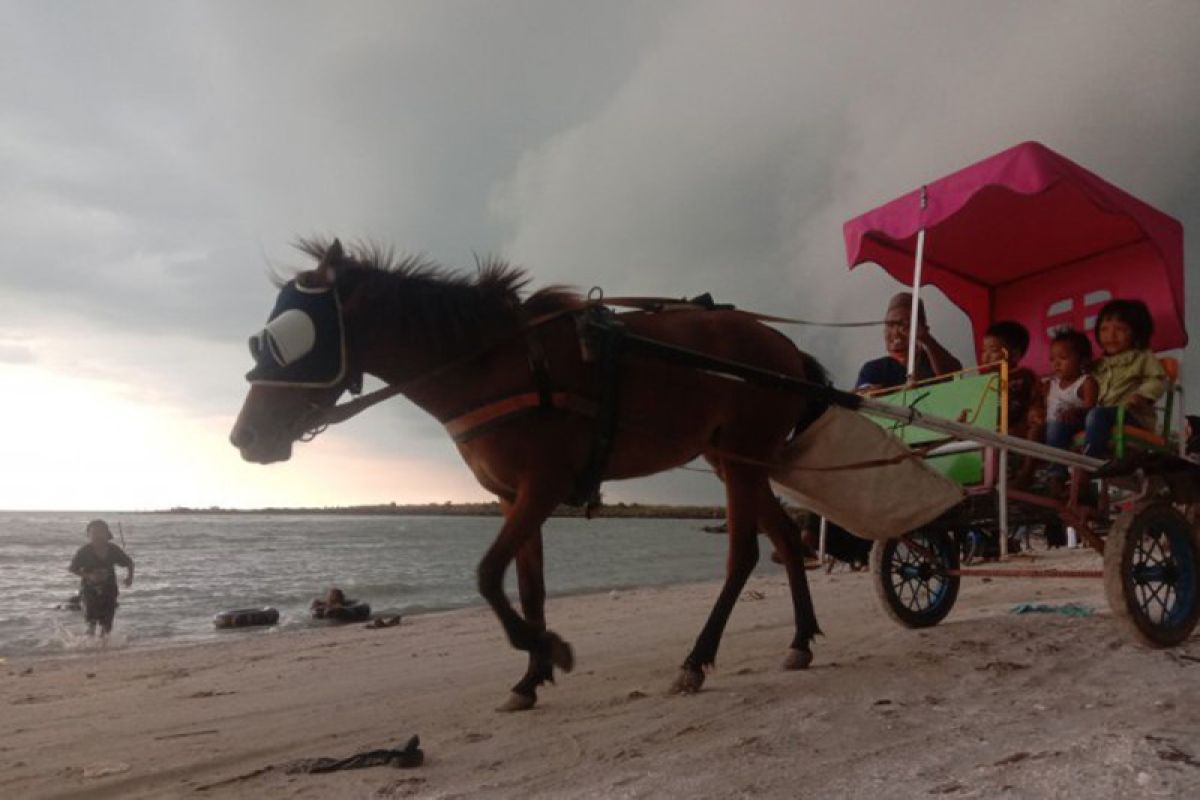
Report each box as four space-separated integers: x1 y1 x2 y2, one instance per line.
443 391 596 443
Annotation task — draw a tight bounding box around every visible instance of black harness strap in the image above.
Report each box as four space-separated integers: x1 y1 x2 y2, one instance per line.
524 322 555 410
568 307 626 512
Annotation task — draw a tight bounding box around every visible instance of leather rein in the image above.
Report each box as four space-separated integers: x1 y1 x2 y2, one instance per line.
294 294 881 506
300 294 878 433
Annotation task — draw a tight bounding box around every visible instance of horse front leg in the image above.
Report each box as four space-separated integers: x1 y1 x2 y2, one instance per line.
500 527 557 712
672 463 762 694
757 487 822 670
478 485 574 711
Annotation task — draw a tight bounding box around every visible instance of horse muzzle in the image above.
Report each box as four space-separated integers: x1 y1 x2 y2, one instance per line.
229 423 294 464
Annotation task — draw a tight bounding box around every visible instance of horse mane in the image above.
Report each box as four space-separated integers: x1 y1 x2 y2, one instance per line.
293 237 581 358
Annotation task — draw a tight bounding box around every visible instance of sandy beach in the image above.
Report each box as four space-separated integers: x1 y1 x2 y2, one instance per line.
4 547 1199 800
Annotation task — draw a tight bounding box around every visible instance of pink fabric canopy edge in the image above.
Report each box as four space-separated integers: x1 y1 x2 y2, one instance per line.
843 141 1186 361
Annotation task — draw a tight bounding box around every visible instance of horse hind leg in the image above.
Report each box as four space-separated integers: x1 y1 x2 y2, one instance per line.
758 487 822 669
672 462 763 694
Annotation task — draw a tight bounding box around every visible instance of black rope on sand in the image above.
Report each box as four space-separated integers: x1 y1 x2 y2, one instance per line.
285 735 424 774
195 736 423 791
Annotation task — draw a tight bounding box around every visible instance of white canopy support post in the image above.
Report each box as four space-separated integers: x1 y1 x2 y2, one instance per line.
818 516 828 564
999 359 1009 559
905 186 929 383
999 447 1009 558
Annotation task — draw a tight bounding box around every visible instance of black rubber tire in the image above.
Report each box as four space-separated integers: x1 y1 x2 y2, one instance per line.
214 607 280 629
1103 502 1200 647
871 530 961 628
323 602 372 622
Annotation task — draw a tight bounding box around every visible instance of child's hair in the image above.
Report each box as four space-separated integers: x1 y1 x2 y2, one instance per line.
985 320 1030 357
1050 327 1092 365
1094 299 1154 350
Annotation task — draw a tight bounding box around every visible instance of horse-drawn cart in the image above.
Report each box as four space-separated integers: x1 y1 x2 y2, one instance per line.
233 142 1195 710
841 141 1199 647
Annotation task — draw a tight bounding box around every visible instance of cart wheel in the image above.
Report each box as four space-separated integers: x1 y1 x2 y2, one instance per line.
1103 502 1200 647
871 530 960 628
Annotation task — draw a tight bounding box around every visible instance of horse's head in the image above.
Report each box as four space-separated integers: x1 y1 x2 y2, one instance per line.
231 239 357 463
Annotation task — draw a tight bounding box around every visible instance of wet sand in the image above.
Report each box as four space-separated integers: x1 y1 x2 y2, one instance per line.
4 548 1199 799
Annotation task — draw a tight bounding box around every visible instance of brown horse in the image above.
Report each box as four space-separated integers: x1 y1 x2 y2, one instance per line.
231 238 827 710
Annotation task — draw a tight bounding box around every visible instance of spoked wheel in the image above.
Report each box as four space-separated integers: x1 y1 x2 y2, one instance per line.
1104 502 1200 647
871 529 960 628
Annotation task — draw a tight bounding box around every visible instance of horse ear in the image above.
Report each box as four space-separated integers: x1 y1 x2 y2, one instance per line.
317 238 344 285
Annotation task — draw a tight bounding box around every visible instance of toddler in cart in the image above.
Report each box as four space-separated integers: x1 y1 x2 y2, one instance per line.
1042 328 1098 496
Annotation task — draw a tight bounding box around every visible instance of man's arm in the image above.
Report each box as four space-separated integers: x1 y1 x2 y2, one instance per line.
916 325 962 375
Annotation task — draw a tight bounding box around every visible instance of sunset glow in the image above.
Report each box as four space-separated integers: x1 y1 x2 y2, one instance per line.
0 363 484 511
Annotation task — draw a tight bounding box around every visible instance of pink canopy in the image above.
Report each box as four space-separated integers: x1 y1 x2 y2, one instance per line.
844 141 1186 369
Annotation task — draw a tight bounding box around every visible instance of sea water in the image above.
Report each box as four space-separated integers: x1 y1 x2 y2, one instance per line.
0 512 762 657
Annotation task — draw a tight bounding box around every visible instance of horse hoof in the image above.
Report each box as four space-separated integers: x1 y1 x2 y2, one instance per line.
670 667 705 694
544 632 575 673
782 648 813 670
498 692 536 712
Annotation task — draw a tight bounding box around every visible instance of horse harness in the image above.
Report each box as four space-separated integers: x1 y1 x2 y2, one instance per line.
441 303 629 511
439 295 848 511
263 290 859 512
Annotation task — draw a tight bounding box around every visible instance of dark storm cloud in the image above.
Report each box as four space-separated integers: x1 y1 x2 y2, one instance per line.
1 0 681 339
497 1 1200 390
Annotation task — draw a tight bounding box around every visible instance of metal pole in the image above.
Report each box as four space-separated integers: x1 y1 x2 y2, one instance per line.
905 187 929 383
818 516 828 564
998 448 1009 558
998 361 1009 559
856 395 1106 471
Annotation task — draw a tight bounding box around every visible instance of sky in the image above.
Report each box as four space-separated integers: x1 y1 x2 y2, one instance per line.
2 1 1199 510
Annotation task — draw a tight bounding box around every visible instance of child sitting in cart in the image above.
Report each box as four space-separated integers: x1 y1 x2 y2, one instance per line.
1082 299 1168 458
981 321 1044 489
1042 328 1099 493
980 321 1040 438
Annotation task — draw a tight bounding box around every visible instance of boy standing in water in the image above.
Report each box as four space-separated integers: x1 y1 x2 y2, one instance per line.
68 520 134 638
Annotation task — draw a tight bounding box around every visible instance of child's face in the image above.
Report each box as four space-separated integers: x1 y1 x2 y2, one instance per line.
1098 316 1134 356
1049 340 1082 381
981 335 1021 369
